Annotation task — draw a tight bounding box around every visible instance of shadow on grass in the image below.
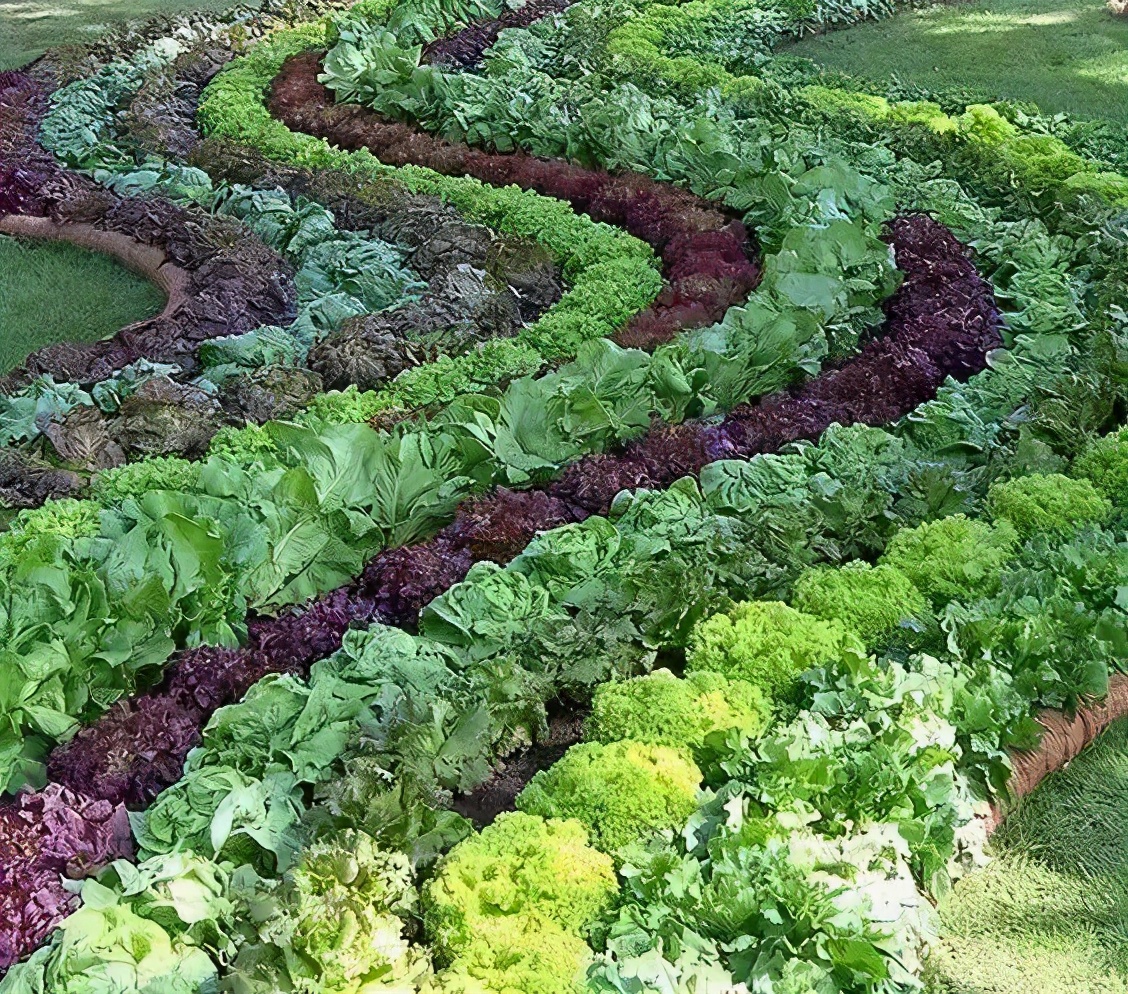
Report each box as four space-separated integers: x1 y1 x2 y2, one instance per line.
994 718 1128 879
785 0 1128 122
932 719 1128 991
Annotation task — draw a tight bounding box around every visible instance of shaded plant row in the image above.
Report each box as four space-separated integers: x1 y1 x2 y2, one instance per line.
422 0 575 69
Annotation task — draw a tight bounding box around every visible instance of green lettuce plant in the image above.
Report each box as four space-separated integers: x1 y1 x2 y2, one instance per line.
422 812 615 992
586 668 770 749
686 600 859 702
987 473 1112 538
227 829 431 993
879 514 1020 608
516 741 701 854
1071 425 1128 506
792 560 929 649
423 811 617 961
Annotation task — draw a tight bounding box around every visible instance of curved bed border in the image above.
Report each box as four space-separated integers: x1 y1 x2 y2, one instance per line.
989 674 1128 830
0 215 190 324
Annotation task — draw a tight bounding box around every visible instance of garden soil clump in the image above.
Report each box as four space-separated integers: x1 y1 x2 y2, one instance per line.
453 708 588 826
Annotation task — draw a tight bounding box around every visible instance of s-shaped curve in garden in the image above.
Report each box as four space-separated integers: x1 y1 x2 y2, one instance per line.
340 2 1128 830
0 5 1005 965
2 2 1125 985
268 50 762 352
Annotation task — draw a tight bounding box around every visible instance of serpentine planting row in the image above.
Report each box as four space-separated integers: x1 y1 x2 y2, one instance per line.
1 0 1128 989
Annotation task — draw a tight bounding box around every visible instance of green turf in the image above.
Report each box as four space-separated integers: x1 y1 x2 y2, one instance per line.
783 0 1128 123
0 234 165 373
926 717 1128 993
0 0 238 69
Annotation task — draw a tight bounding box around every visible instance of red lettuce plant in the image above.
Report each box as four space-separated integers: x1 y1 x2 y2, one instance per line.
0 785 132 970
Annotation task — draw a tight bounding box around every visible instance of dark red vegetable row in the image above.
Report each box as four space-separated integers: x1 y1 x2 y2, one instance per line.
269 50 762 351
0 786 133 967
0 69 56 217
364 213 1002 610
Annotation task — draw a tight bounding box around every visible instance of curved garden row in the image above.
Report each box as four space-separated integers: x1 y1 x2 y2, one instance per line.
0 0 897 961
43 210 999 805
0 57 619 486
0 71 297 391
270 49 760 352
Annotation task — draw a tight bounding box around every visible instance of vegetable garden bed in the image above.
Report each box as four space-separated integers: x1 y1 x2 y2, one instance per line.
2 0 1128 991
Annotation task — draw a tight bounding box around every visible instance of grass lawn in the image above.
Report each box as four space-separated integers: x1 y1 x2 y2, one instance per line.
783 0 1128 122
0 0 237 69
926 717 1128 993
0 235 165 373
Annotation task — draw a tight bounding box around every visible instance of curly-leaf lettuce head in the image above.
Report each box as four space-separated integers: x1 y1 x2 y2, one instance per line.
586 668 769 749
424 812 617 962
515 742 701 855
